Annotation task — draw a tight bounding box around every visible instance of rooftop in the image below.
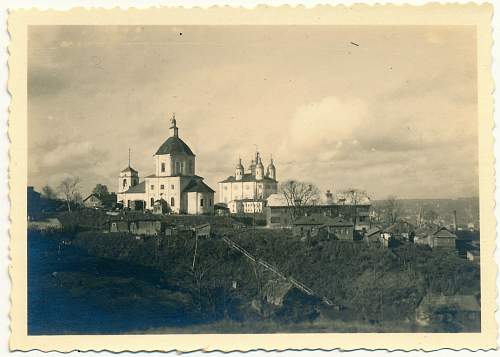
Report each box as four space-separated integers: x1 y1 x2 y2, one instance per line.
155 136 195 156
219 173 277 183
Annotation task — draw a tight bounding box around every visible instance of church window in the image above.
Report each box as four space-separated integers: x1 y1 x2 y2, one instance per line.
150 197 154 207
171 197 175 207
161 163 166 173
200 198 204 207
189 161 193 173
151 185 154 190
171 184 175 190
160 184 164 190
175 162 181 174
123 179 127 188
181 161 185 174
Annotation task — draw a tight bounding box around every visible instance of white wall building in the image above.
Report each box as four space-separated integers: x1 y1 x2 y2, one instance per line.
117 115 215 214
218 152 278 213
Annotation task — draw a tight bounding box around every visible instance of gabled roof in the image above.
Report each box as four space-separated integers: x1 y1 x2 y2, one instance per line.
328 216 354 227
183 179 215 193
121 166 138 174
366 227 382 236
219 173 277 183
155 136 195 156
122 181 146 194
432 227 457 239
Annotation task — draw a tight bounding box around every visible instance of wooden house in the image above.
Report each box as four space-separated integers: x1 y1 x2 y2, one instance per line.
364 227 382 243
292 214 354 240
429 227 457 249
194 223 211 238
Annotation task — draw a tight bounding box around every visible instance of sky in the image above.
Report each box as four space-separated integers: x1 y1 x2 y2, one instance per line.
28 25 478 200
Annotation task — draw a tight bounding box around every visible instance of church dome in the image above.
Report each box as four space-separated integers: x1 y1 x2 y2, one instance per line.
155 136 195 156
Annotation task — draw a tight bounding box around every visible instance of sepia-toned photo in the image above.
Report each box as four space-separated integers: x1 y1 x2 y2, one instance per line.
8 4 496 352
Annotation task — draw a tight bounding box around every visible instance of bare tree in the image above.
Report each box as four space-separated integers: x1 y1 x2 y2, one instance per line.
41 185 57 200
58 176 82 212
384 195 403 224
279 180 320 220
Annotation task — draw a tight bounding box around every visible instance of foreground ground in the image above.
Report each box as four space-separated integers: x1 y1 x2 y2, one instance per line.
28 224 480 334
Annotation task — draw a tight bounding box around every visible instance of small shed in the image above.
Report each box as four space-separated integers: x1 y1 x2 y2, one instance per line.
364 227 382 243
153 198 169 215
429 227 457 249
194 223 211 238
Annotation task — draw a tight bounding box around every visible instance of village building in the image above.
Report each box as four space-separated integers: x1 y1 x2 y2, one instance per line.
413 226 458 250
292 214 354 240
266 191 371 231
364 226 382 243
107 216 171 236
83 193 117 209
218 152 278 214
117 115 215 214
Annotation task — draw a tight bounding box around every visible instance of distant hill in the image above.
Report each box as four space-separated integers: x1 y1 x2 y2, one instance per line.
372 197 479 228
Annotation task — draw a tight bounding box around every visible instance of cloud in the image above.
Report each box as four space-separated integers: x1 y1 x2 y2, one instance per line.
278 96 367 161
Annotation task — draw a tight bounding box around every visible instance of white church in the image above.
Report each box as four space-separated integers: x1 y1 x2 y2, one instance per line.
218 152 278 213
117 115 215 214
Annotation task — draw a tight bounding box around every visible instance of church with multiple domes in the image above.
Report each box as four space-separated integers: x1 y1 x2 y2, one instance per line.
218 152 278 213
117 115 215 214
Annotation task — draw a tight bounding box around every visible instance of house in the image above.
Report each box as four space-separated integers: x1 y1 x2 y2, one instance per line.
266 192 371 231
429 227 457 249
383 220 415 241
152 198 169 215
415 294 480 328
194 223 211 238
107 216 169 236
364 227 382 243
292 214 330 238
28 217 62 231
214 203 230 216
228 198 266 214
327 216 354 241
292 214 354 240
83 193 118 209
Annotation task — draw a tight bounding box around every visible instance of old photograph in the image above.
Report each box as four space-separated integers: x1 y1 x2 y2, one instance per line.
8 4 496 352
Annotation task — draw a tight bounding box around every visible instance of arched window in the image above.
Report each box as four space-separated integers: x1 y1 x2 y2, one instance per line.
170 197 175 207
123 179 127 188
161 162 166 173
150 197 154 207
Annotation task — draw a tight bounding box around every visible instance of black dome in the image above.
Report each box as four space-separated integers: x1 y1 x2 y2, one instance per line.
155 136 195 156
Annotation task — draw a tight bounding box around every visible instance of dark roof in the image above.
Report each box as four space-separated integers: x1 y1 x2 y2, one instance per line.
366 227 381 236
155 136 195 156
432 227 457 239
329 216 354 227
183 179 215 193
121 166 138 173
294 214 353 227
293 214 333 226
219 173 277 183
122 181 146 194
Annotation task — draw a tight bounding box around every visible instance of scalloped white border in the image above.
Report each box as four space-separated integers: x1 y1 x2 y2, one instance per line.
5 3 497 353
